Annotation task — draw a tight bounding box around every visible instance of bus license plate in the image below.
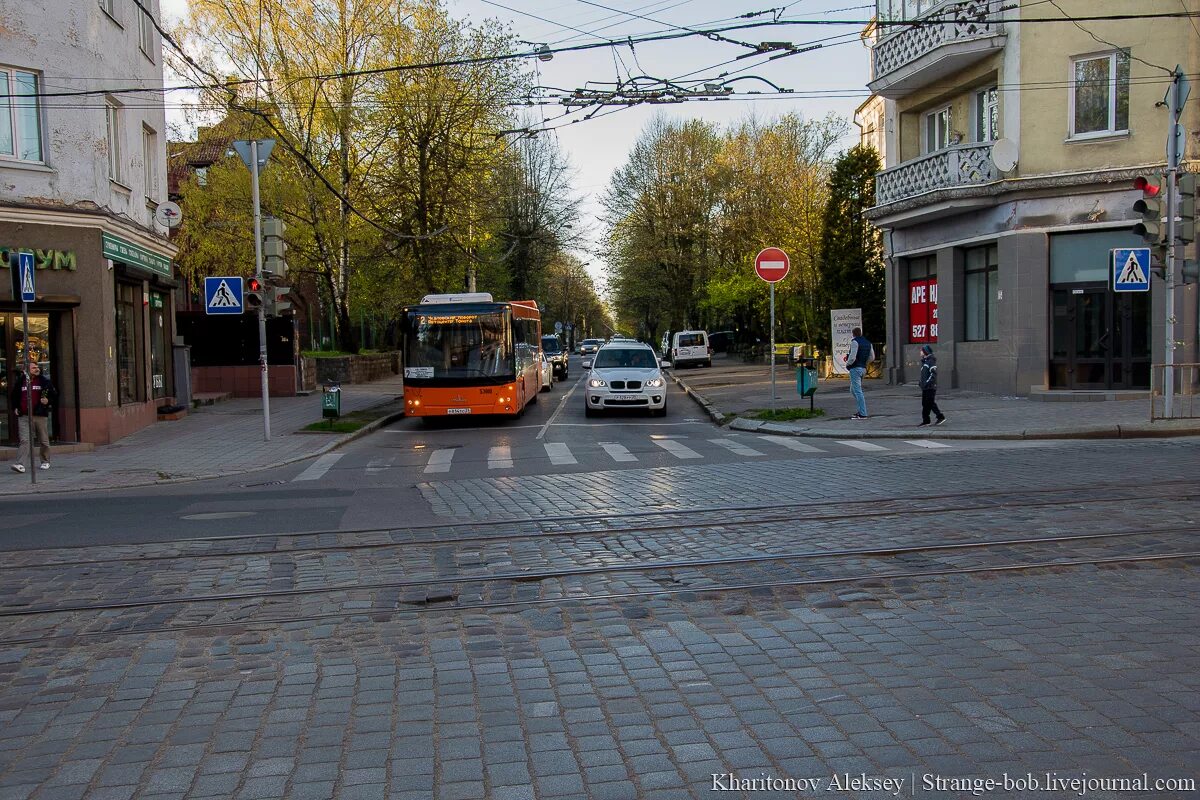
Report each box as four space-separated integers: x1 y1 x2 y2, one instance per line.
446 408 472 414
611 394 639 401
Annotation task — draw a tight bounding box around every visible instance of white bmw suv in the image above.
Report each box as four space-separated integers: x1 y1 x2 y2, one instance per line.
583 342 669 417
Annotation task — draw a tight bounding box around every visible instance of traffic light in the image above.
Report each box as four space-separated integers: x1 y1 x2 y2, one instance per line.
262 216 287 281
1132 175 1165 246
245 276 264 312
6 249 19 300
1178 172 1196 245
263 286 293 317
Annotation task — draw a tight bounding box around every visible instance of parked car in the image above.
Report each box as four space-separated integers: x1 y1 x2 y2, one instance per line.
582 341 668 417
670 330 711 368
539 351 554 392
541 335 568 379
579 338 604 356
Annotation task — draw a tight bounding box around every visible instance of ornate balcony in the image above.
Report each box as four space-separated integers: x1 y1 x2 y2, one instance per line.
869 0 1006 99
874 143 997 206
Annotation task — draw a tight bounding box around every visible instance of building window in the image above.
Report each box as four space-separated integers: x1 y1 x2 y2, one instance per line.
1070 50 1129 138
964 244 999 341
150 292 167 400
908 255 938 344
975 86 998 142
138 4 155 60
923 107 950 154
0 67 43 163
116 282 142 405
142 124 157 203
99 0 117 21
106 99 123 183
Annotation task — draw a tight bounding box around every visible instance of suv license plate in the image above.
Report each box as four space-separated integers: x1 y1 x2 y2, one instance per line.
446 408 472 415
611 394 639 401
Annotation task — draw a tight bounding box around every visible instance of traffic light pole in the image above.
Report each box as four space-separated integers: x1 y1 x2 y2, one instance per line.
1164 69 1183 418
250 139 272 441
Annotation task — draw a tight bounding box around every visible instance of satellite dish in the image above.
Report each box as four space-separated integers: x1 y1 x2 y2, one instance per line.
991 138 1018 173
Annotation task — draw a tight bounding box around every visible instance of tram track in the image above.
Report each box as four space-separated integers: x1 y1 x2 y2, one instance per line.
5 482 1198 571
1 525 1195 646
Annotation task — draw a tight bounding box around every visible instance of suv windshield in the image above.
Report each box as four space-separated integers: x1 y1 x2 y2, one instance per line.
541 336 562 354
593 348 658 369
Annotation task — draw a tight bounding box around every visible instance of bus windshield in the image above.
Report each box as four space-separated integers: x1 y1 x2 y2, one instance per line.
404 310 513 379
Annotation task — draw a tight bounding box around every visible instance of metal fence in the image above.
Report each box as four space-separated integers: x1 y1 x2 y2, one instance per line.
1150 363 1200 420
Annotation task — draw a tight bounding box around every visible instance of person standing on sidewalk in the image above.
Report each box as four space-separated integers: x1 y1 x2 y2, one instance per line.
10 362 57 474
844 327 873 419
917 344 946 427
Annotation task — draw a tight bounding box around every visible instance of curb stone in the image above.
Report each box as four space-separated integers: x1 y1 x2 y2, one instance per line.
669 372 726 425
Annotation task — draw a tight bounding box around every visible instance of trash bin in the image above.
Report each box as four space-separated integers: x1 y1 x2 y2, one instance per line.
796 357 818 410
322 383 342 420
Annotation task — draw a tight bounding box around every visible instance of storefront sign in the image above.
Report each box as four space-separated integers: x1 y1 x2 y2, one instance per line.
102 232 171 278
0 246 77 271
909 279 938 343
829 308 862 376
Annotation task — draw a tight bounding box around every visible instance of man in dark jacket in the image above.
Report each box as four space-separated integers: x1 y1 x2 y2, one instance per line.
918 344 946 427
11 361 57 473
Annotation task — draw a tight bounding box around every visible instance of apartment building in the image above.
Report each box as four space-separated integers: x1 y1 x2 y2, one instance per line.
0 0 178 444
865 0 1199 395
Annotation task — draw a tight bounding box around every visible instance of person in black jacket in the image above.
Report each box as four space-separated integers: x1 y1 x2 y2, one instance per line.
11 361 57 473
917 344 946 427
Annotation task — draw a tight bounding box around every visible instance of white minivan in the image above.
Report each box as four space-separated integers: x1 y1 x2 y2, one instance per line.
670 330 711 368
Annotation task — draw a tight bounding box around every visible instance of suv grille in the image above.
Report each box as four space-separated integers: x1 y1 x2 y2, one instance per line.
609 380 643 390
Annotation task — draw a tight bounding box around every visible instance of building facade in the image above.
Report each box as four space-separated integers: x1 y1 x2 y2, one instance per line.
0 0 177 444
866 0 1199 395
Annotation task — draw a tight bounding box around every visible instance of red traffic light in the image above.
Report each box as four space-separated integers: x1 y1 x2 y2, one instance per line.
1133 176 1161 197
246 277 262 292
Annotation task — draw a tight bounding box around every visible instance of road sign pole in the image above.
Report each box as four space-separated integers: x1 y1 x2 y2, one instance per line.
250 140 271 441
1164 68 1186 418
769 281 776 414
22 299 34 484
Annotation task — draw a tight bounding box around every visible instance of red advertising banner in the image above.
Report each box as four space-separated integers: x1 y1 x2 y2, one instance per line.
909 279 938 343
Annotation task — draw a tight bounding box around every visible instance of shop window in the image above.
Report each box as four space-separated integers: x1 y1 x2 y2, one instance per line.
0 67 44 163
1070 50 1129 139
908 255 938 344
116 282 142 404
964 244 999 341
150 292 167 400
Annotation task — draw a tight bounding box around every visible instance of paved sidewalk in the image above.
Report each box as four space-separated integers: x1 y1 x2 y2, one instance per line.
0 375 404 495
672 355 1200 440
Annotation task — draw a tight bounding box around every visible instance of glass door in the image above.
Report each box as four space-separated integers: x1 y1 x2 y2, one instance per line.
7 314 52 442
0 315 7 442
1050 287 1150 390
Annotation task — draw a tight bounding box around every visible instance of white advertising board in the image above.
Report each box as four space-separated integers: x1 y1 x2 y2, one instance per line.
830 308 862 376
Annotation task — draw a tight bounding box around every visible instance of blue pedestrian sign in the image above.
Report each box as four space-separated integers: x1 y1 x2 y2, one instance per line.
1112 248 1151 292
16 252 35 303
204 276 244 314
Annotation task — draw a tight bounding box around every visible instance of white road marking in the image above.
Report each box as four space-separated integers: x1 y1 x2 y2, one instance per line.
836 440 889 452
758 436 824 453
537 377 582 440
906 440 952 449
600 443 638 462
366 457 395 474
423 449 455 474
654 439 702 459
544 442 577 465
293 453 344 482
709 438 766 456
488 446 514 469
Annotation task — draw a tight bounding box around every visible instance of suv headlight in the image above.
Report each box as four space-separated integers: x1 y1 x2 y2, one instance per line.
588 378 607 388
645 377 664 388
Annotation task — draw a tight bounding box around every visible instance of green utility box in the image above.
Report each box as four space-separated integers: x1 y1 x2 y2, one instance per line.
796 357 818 410
322 383 342 419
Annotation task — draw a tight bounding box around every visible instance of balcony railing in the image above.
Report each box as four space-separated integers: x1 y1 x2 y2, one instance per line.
871 0 1003 96
874 143 997 206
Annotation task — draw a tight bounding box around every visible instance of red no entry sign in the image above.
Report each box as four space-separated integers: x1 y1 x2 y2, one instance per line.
754 247 790 283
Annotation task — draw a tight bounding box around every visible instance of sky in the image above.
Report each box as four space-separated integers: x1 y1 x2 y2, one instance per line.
159 0 874 290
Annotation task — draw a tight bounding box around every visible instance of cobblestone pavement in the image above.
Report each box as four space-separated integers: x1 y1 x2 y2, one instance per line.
1 441 1198 799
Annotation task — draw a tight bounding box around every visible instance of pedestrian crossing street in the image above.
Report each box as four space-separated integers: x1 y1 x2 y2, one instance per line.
412 435 954 476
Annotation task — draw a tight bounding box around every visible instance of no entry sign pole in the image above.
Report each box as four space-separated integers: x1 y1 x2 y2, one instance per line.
754 248 791 414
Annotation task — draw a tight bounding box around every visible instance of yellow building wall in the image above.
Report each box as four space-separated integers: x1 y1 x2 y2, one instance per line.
895 55 1003 163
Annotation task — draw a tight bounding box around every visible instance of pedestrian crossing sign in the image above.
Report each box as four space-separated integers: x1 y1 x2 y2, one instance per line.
1112 248 1150 292
204 276 244 314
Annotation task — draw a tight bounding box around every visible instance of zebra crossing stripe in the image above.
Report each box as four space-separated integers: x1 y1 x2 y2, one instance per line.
600 443 638 462
905 440 952 449
758 436 824 453
488 446 514 469
544 442 578 465
709 438 765 456
423 449 455 474
837 440 889 452
293 453 344 481
653 439 702 459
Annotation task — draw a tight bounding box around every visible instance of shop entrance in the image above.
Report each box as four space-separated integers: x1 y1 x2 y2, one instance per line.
1050 286 1150 389
0 313 54 443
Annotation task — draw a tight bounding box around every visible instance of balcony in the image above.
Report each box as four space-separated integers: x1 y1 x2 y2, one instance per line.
874 143 997 206
869 0 1006 99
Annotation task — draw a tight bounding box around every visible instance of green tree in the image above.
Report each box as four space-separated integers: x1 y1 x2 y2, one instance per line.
817 144 884 348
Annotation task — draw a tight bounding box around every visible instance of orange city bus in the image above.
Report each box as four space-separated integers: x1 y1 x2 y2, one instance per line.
400 293 543 419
